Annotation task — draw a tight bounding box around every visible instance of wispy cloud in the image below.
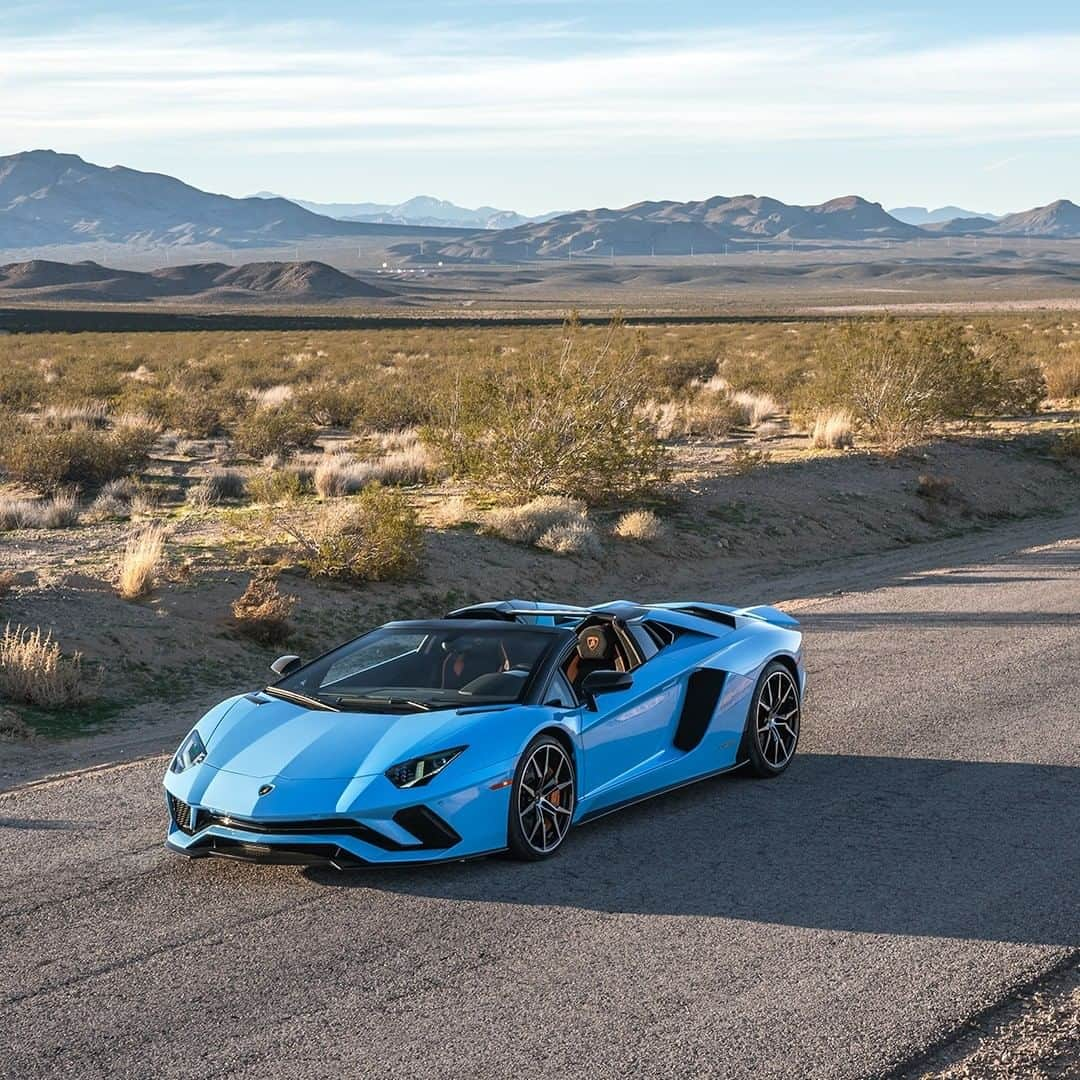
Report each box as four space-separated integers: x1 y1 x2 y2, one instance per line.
2 19 1079 156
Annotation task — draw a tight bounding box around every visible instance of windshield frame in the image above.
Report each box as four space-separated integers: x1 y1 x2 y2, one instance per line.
268 620 575 713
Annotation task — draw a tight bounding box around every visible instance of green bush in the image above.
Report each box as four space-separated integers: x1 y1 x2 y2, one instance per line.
284 484 423 582
423 324 669 503
800 319 1046 448
232 406 317 459
0 420 155 492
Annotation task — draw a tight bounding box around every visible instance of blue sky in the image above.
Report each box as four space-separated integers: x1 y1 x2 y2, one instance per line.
3 2 1078 214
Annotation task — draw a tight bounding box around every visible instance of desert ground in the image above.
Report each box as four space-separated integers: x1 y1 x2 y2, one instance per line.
0 312 1078 1077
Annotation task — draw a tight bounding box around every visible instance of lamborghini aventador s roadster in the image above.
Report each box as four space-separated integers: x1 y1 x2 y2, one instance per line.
164 599 805 867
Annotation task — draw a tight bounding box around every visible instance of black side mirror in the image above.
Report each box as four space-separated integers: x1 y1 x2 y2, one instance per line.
269 654 302 677
580 669 633 709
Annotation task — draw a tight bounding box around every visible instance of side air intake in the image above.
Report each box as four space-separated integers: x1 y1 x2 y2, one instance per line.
673 670 727 752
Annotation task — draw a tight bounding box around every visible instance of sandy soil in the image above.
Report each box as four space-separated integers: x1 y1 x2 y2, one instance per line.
1 420 1077 788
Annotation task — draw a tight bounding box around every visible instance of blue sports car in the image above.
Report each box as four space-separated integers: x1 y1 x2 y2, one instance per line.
164 599 804 867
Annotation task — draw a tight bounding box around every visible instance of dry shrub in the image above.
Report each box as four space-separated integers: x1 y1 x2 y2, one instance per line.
0 624 90 707
247 467 310 504
613 509 666 542
0 707 31 740
232 406 316 459
0 420 156 493
282 484 423 582
1050 426 1080 461
484 496 588 544
728 447 772 475
536 519 602 557
0 492 80 531
811 409 855 449
117 525 165 599
917 473 960 504
231 572 297 644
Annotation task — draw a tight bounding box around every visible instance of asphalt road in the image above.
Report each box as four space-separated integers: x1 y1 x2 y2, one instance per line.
1 534 1077 1079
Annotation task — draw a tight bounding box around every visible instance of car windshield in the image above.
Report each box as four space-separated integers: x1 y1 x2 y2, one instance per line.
270 625 557 713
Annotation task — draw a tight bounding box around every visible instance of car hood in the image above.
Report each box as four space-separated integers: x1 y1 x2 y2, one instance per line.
202 693 481 781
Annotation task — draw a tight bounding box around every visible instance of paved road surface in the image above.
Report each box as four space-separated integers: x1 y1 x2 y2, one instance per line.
1 534 1077 1079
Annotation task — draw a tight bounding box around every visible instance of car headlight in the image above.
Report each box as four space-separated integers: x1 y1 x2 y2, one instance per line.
385 746 466 788
170 730 208 774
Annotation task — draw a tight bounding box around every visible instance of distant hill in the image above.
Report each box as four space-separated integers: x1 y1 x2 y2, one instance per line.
0 152 475 249
403 194 923 262
0 259 392 303
988 199 1080 238
251 191 560 230
889 205 1001 225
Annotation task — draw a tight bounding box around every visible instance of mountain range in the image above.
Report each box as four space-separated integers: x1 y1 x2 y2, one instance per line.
0 151 465 248
888 205 1002 225
0 258 390 303
2 151 1078 262
250 192 561 230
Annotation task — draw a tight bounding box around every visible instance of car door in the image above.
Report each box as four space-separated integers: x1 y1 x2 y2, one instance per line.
576 656 684 807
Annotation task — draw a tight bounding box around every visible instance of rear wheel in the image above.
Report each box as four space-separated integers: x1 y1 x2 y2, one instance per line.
506 736 576 860
744 662 801 778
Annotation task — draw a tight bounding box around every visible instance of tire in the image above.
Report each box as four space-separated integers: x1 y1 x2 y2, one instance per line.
506 735 576 861
743 661 801 778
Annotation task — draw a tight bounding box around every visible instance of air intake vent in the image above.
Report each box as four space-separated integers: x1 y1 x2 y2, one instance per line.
168 794 194 834
673 669 728 752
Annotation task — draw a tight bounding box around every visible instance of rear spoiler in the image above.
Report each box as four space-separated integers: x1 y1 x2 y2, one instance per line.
650 602 799 630
734 604 800 628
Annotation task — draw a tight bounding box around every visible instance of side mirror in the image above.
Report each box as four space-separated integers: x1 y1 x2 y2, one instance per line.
580 669 633 709
269 654 302 678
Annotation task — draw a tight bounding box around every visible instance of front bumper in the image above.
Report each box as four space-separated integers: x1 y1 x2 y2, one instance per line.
164 757 514 867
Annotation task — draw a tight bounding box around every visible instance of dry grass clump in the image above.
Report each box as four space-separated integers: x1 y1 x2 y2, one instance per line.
729 390 780 427
231 572 297 644
1045 355 1080 400
281 484 423 582
536 519 603 558
41 401 110 429
484 496 588 544
247 384 295 410
0 624 90 707
613 509 666 542
186 469 247 509
810 409 855 449
117 524 165 599
426 495 474 529
314 454 371 498
0 492 80 531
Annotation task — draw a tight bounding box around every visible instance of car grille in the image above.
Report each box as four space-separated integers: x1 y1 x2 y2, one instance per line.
200 808 461 851
168 794 195 835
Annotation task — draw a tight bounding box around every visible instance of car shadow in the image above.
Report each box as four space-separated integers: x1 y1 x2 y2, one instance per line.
305 754 1080 947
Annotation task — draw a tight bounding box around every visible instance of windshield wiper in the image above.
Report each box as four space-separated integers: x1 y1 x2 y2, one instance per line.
332 694 433 712
263 686 340 712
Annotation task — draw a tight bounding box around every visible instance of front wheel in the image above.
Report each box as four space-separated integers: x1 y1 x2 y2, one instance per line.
506 736 576 860
744 662 801 778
